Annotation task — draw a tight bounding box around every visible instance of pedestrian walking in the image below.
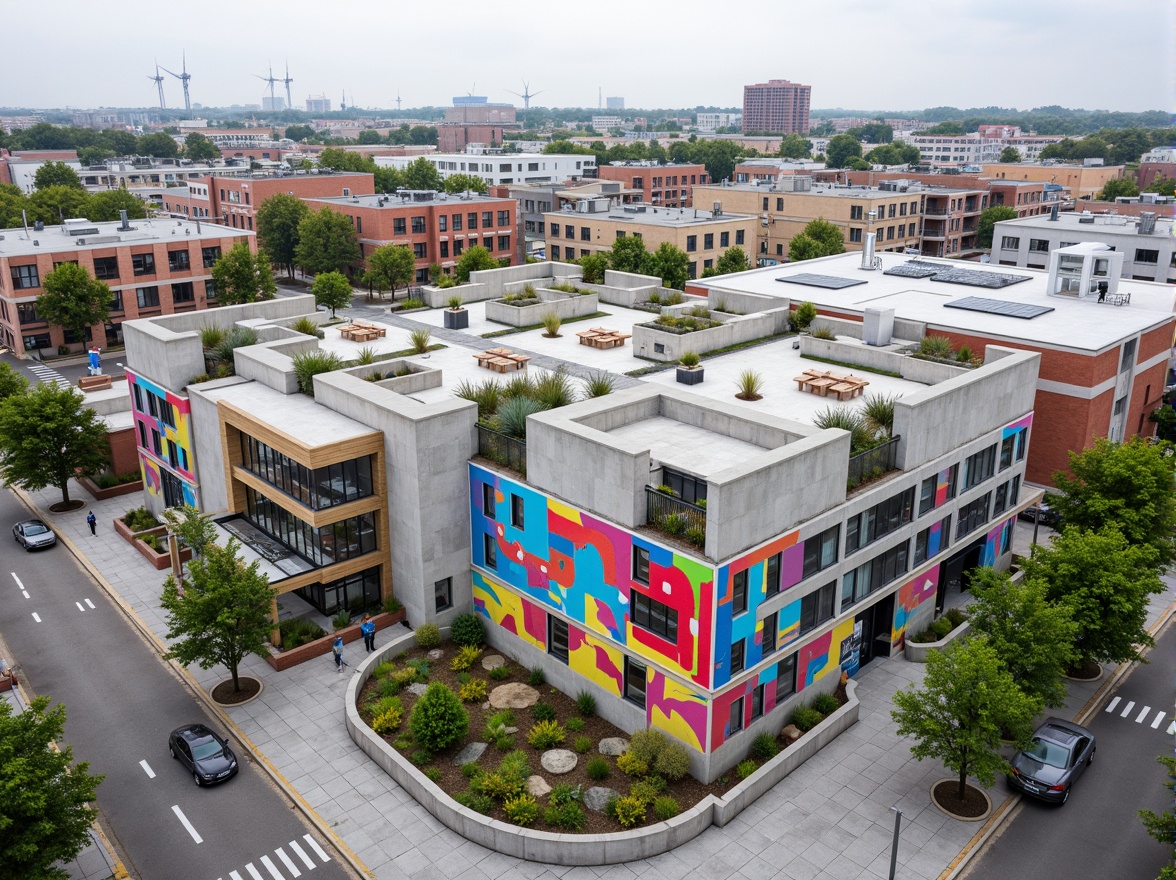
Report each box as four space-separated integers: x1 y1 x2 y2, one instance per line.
332 635 344 673
361 614 376 652
86 511 97 535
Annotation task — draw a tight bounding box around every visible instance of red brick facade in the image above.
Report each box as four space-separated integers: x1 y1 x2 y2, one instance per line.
596 164 709 208
160 173 376 232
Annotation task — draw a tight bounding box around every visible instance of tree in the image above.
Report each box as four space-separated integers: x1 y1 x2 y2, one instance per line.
1020 526 1163 667
137 132 180 158
977 205 1019 249
442 173 488 194
183 132 220 162
160 538 277 693
999 146 1022 163
374 165 405 193
454 245 499 283
87 189 146 223
36 262 111 346
0 363 28 401
161 504 217 563
577 251 609 283
0 183 29 228
712 246 750 276
402 157 442 191
825 133 863 168
283 124 316 142
28 185 90 226
0 695 104 880
356 129 383 145
311 271 353 317
33 161 83 191
788 218 845 262
256 193 310 279
1096 178 1140 201
892 638 1038 803
316 148 372 173
1138 753 1176 876
294 208 361 276
0 383 111 506
363 244 415 298
608 235 652 275
864 143 920 165
649 242 690 290
1144 176 1176 198
777 134 811 159
967 568 1077 708
211 242 277 304
1051 436 1176 567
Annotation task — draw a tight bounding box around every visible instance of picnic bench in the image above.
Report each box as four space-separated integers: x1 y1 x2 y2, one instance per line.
77 374 113 392
576 327 632 349
338 321 387 342
474 349 531 372
793 368 869 400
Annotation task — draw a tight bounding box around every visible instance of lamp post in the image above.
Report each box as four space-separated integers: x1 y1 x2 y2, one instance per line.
888 806 904 880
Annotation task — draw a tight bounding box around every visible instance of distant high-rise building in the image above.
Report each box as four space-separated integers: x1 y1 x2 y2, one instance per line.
261 96 286 111
306 95 331 114
606 96 624 110
741 79 811 134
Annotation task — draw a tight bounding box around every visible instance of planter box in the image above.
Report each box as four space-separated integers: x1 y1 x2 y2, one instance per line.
266 609 406 671
484 289 599 327
113 518 193 571
905 620 971 662
676 366 704 385
80 475 143 501
443 309 469 330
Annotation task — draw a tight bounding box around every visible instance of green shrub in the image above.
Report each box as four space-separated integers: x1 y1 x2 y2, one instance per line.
582 371 616 398
647 291 662 305
956 346 973 363
573 735 593 754
454 379 502 422
532 367 577 409
354 346 378 365
811 325 836 340
371 702 403 735
611 795 647 828
384 596 403 615
736 369 765 401
494 395 545 440
565 717 585 733
278 617 326 650
586 756 610 781
400 297 426 310
122 506 159 532
542 311 562 336
495 734 515 750
661 513 687 536
484 710 515 741
424 766 442 783
451 613 486 647
374 660 397 679
944 606 969 627
929 617 954 639
410 327 432 353
292 350 345 396
678 350 701 368
140 534 161 552
750 732 780 761
393 667 421 688
543 802 586 831
332 610 351 631
404 658 431 679
736 759 759 780
528 667 546 686
291 316 325 339
812 693 840 716
653 796 680 821
616 751 648 777
920 334 955 358
199 325 226 349
414 624 441 649
549 783 581 806
575 692 597 717
792 706 823 732
489 665 511 681
792 301 818 331
461 762 481 779
450 645 483 672
685 526 705 548
531 702 556 722
459 679 487 702
408 683 469 753
455 672 471 685
503 793 539 826
409 750 432 766
626 729 690 781
628 779 663 806
447 294 464 310
455 791 494 814
527 720 566 749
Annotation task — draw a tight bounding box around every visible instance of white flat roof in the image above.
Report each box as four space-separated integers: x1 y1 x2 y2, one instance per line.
606 416 768 478
0 218 250 259
198 380 377 447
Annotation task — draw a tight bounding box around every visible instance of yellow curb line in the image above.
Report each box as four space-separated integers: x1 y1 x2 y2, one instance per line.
937 594 1176 880
17 489 374 880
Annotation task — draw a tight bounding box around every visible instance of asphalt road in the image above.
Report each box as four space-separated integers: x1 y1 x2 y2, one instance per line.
963 618 1175 880
0 487 354 880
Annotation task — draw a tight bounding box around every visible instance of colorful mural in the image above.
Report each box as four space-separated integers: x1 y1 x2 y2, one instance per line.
710 665 778 749
891 566 941 649
647 671 709 753
981 516 1016 568
127 369 198 506
472 572 546 651
569 626 624 698
796 618 855 691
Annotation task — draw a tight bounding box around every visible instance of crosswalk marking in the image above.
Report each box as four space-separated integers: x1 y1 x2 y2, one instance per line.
229 872 244 880
259 856 284 880
245 864 264 880
1120 700 1136 718
288 841 315 870
31 612 40 623
274 848 301 878
76 601 85 612
27 364 71 389
302 835 329 863
1105 696 1121 713
84 598 95 609
219 838 325 880
1136 705 1152 723
1152 711 1167 729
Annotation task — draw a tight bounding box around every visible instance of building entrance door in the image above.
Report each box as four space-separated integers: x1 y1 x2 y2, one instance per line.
938 539 982 614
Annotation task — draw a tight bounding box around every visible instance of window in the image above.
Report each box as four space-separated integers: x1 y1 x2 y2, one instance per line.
730 638 745 675
22 332 50 351
497 210 509 226
957 492 991 538
580 227 591 242
564 225 574 238
631 591 678 642
964 445 997 489
481 482 495 517
802 525 839 579
16 303 41 325
703 233 716 250
736 229 745 245
624 657 647 708
845 488 915 554
483 532 498 569
993 481 1009 516
131 253 155 276
729 697 745 734
548 616 569 664
168 249 190 272
411 216 426 234
10 265 39 289
453 240 464 257
93 256 119 280
775 653 797 701
720 231 729 248
136 286 160 309
799 582 836 635
413 243 427 259
1028 239 1049 253
550 245 560 259
919 465 958 515
900 202 907 216
393 218 406 236
850 205 864 220
510 494 524 528
439 241 449 258
841 542 909 612
762 197 769 211
201 246 220 268
171 282 195 304
765 552 781 595
914 515 952 565
633 546 650 583
888 204 897 219
732 570 748 615
1011 474 1020 504
1135 249 1159 265
750 683 765 721
1000 236 1019 250
108 290 123 312
1120 338 1137 373
451 213 462 231
204 279 217 300
887 226 895 240
550 223 560 238
438 215 447 232
497 235 510 251
686 235 697 252
849 228 863 243
482 212 493 229
467 213 478 229
762 611 778 655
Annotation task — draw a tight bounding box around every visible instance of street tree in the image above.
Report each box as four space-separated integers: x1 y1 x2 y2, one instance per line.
211 242 277 304
362 244 415 298
1097 177 1140 201
967 567 1077 708
356 129 383 145
0 383 111 506
1138 754 1176 877
137 131 180 158
315 148 371 173
1020 525 1164 667
0 695 104 880
1051 436 1176 567
294 208 361 276
36 262 111 346
183 133 220 162
402 156 442 191
0 363 28 401
892 637 1039 803
161 538 277 693
0 183 28 228
311 271 353 317
999 146 1022 162
28 185 90 226
608 235 652 275
454 245 499 283
256 193 310 279
374 165 405 193
977 205 1019 248
713 246 751 276
442 173 488 194
776 134 811 159
87 189 146 222
649 241 690 290
33 161 83 190
161 504 217 562
577 251 609 283
825 133 863 168
788 218 846 262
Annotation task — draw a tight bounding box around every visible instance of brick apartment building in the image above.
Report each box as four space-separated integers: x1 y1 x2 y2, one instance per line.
304 190 517 282
596 161 709 208
741 79 811 134
980 163 1125 199
438 125 508 153
0 216 253 357
843 171 1047 218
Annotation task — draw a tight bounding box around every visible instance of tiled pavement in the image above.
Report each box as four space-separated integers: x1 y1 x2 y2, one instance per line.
19 483 1176 880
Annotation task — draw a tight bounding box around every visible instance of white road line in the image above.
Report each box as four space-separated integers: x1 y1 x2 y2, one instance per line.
1121 700 1136 718
1168 720 1176 736
12 572 24 589
1105 696 1121 713
230 872 245 880
76 601 85 612
244 863 265 880
1152 711 1166 729
302 834 329 863
275 848 301 877
171 805 202 844
1137 705 1152 723
259 855 284 880
21 590 29 599
288 841 315 870
31 612 40 623
84 598 95 609
139 760 155 778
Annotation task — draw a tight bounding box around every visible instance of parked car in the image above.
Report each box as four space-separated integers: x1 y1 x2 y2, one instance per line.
168 723 239 786
1018 498 1062 529
1007 718 1096 805
12 519 56 551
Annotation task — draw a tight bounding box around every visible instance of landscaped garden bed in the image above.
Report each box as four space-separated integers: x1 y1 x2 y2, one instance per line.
113 506 192 570
80 471 143 500
266 601 406 671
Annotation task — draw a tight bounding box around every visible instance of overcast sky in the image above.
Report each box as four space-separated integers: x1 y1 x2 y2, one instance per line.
4 0 1173 114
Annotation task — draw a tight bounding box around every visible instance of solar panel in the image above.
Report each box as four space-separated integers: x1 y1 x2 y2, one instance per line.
884 260 1031 288
883 262 940 279
943 296 1054 319
776 273 868 290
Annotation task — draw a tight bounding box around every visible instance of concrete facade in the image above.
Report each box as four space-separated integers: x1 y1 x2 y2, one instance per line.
375 151 596 187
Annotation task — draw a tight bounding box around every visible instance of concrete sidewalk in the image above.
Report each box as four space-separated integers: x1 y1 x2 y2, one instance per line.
22 484 1176 880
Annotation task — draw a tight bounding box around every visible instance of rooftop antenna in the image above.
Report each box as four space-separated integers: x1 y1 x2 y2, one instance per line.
341 89 347 111
282 61 294 112
148 61 166 110
598 87 602 110
506 80 544 111
159 52 192 112
253 64 279 106
396 91 402 112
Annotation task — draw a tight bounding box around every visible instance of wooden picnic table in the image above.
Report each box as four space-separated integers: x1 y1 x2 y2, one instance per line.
577 328 631 349
474 349 530 372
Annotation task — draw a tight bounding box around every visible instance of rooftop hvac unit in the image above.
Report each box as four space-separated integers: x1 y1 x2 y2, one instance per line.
713 200 722 216
1138 212 1157 235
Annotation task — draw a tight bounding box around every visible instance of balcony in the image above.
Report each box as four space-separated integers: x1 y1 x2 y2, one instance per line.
477 424 526 476
847 436 900 491
645 486 706 550
923 207 950 216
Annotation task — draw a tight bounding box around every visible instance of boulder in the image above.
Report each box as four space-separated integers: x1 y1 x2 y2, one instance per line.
598 737 629 756
453 742 487 766
488 682 539 709
526 775 551 798
540 749 577 775
583 786 619 812
427 649 444 660
481 653 506 670
406 682 429 697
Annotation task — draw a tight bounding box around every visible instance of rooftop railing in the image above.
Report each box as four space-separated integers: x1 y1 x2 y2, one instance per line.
847 435 901 491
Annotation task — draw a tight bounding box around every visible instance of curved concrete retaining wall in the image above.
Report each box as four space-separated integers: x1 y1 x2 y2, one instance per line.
345 631 860 864
904 620 971 663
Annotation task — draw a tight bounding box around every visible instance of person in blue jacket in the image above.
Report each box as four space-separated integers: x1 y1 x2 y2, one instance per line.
332 635 344 672
360 614 376 653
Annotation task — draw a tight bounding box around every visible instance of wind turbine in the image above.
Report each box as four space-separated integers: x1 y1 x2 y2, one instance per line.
159 53 192 111
281 61 294 112
253 65 279 107
396 91 402 112
148 62 166 110
506 81 543 111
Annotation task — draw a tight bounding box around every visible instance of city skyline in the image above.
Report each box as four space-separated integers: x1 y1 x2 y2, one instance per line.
4 0 1173 114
